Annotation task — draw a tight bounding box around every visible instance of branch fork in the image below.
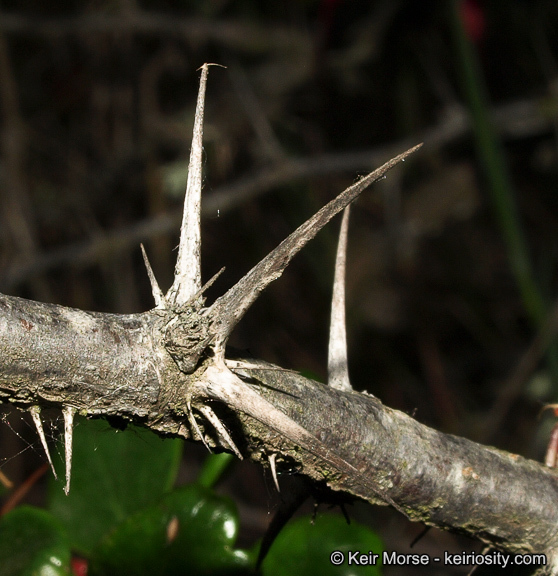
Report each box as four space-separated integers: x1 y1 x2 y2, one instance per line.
144 63 420 502
31 63 420 500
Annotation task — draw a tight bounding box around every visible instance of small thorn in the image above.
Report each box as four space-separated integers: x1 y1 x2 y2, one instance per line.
186 266 226 307
225 359 258 371
328 206 352 392
225 359 296 373
199 404 243 460
29 406 57 479
187 401 213 453
140 244 165 308
62 406 75 495
0 470 13 490
225 359 266 372
269 453 280 493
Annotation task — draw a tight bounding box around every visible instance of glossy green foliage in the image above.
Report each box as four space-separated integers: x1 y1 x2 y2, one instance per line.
0 416 386 576
262 513 384 576
89 483 253 576
48 417 183 554
197 452 235 488
0 506 71 576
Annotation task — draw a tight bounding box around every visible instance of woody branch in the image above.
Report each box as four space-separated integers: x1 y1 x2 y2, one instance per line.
0 65 557 572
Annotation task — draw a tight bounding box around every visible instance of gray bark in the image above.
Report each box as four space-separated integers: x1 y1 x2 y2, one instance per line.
1 291 558 571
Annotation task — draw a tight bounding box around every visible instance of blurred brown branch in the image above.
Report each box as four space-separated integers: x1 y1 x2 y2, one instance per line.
0 10 308 54
2 93 555 292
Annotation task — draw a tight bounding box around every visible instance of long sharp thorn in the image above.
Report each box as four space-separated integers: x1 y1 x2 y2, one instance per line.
328 207 352 391
62 406 75 495
29 406 57 479
141 244 165 308
168 64 219 306
209 144 422 356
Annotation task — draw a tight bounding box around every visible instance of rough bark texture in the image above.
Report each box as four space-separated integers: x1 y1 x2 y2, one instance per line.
1 291 558 571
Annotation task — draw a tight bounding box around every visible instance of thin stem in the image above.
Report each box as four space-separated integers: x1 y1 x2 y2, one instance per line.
449 0 558 389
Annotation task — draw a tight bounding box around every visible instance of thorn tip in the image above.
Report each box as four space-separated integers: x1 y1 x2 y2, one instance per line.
209 145 421 353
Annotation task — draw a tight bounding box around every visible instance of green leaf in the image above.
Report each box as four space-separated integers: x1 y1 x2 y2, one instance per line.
262 513 384 576
0 505 71 576
197 452 235 488
89 483 254 576
48 417 182 554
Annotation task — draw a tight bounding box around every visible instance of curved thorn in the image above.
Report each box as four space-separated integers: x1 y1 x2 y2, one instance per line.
199 404 243 460
328 206 352 392
269 453 280 493
140 244 165 308
62 406 75 495
29 406 57 479
209 144 422 354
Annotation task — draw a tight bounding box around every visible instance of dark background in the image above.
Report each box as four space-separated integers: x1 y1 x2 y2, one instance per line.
1 1 557 574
